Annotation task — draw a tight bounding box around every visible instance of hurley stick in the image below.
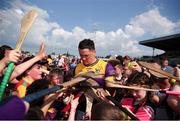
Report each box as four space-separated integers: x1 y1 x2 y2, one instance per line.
0 10 38 101
15 10 38 50
83 79 139 120
138 61 180 81
23 75 94 102
105 96 139 120
106 82 180 96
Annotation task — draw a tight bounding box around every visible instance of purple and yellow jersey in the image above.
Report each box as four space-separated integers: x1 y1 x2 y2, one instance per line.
75 59 115 86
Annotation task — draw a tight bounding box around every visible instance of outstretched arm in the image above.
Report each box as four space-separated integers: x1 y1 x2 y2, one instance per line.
9 42 46 82
41 91 63 116
68 93 82 121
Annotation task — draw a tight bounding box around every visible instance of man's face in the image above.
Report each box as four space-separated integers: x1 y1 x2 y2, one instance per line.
79 48 96 65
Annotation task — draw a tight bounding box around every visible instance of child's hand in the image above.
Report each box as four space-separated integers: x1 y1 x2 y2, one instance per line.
36 42 46 60
128 61 142 72
70 92 83 109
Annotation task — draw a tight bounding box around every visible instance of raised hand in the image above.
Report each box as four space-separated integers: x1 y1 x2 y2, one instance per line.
128 61 142 72
36 42 46 60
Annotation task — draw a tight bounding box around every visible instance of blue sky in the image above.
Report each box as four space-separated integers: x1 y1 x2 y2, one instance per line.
0 0 180 57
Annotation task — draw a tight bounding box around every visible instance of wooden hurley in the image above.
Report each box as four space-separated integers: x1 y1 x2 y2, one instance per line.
0 10 38 101
75 72 104 79
105 96 139 120
23 73 102 102
138 61 180 81
16 10 38 50
106 82 180 96
82 79 139 120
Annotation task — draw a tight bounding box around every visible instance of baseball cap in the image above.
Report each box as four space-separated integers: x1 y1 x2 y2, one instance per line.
21 56 48 65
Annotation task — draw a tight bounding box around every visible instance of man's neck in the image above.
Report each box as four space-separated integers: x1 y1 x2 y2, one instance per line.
91 58 97 64
84 58 98 66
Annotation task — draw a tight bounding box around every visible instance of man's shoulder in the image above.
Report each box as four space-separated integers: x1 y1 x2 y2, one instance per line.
75 59 108 69
76 62 84 67
97 59 107 65
75 63 85 71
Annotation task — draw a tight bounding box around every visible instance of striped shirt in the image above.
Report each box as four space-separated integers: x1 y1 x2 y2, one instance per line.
121 98 154 121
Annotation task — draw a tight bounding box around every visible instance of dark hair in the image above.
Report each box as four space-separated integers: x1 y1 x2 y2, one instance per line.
24 107 44 120
116 55 123 65
16 56 45 80
22 56 48 65
91 101 127 120
0 45 12 60
47 55 51 58
126 71 151 88
48 68 64 82
162 56 168 61
108 59 121 67
123 55 131 60
78 39 95 50
71 58 76 63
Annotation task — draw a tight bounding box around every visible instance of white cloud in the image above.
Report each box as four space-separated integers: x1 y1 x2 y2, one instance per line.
14 9 23 15
0 0 179 57
128 8 176 37
125 24 145 37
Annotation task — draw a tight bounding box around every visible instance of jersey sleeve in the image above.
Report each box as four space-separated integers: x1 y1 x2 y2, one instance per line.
104 63 115 82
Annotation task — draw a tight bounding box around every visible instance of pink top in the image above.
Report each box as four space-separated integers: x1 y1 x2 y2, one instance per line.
121 98 154 121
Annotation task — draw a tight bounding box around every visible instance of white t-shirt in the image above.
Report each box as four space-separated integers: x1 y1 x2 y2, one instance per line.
58 57 64 67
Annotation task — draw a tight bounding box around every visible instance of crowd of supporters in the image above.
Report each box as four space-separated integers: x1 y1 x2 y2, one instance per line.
0 39 180 120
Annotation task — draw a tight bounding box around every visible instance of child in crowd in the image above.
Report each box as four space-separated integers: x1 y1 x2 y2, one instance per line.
48 68 64 86
45 68 67 120
120 71 155 120
91 101 127 120
14 56 45 97
167 66 180 117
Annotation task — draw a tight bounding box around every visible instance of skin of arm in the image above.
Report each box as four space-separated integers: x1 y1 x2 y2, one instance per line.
41 91 63 116
68 93 82 121
9 42 46 82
